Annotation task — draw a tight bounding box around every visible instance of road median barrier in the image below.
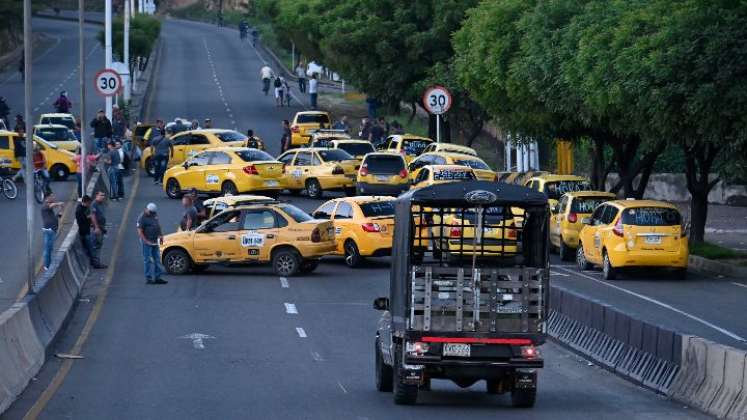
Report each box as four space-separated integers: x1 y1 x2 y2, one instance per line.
549 284 747 419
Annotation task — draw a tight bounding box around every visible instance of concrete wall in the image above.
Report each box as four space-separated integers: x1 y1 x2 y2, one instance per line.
605 173 747 205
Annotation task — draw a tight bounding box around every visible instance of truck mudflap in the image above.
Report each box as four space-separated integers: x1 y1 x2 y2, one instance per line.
401 364 425 386
514 369 537 389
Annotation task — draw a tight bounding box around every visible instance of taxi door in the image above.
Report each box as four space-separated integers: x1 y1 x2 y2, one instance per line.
168 132 191 165
185 133 212 161
237 208 280 261
203 151 233 193
0 134 17 170
180 152 212 190
549 195 569 247
288 151 313 190
192 210 244 262
331 201 356 254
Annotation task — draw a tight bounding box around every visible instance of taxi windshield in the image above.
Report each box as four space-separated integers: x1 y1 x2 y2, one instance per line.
36 127 75 141
235 150 275 162
278 204 313 223
41 117 75 129
317 149 353 162
571 197 609 214
621 207 681 226
545 180 592 200
432 168 475 181
359 201 395 218
453 158 489 170
337 142 374 156
216 131 248 142
402 139 432 156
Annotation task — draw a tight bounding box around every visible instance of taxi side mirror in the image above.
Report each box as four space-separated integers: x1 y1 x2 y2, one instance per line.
581 217 592 225
183 161 190 169
373 297 389 311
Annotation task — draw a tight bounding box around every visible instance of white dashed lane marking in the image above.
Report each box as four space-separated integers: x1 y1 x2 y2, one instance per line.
296 327 307 338
279 277 289 288
202 37 237 130
284 303 298 314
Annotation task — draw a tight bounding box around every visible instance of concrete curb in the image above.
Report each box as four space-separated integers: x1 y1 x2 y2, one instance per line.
688 255 747 278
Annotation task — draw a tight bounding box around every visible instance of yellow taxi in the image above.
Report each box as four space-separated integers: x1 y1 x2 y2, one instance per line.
163 147 284 198
356 152 409 196
308 129 350 148
524 174 592 208
202 194 276 219
133 123 154 149
312 196 396 267
33 124 80 152
576 200 688 280
380 134 434 164
290 111 332 147
38 113 76 130
0 130 77 180
422 143 477 156
141 129 247 176
328 139 375 162
408 152 495 182
550 191 616 260
160 202 336 277
277 147 358 198
410 164 476 189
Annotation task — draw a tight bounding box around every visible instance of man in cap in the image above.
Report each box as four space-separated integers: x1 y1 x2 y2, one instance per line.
137 203 167 284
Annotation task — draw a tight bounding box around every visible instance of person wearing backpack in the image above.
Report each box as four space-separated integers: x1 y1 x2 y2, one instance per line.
274 77 285 107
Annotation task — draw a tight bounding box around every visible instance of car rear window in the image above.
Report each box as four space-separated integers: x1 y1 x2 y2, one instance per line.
621 207 681 226
216 131 248 142
278 204 313 223
453 158 489 170
235 150 275 162
359 201 395 218
364 155 405 173
297 114 330 124
318 149 353 162
570 197 609 214
41 117 75 129
337 142 374 156
432 168 475 181
402 139 432 156
545 180 592 200
36 127 74 141
461 206 508 224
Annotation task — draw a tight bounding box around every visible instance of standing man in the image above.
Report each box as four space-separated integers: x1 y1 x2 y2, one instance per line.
14 114 25 134
0 96 10 126
90 110 113 153
203 118 213 129
369 119 384 146
114 141 126 199
76 195 106 269
295 63 307 93
53 91 72 114
260 65 275 96
111 106 127 140
180 196 198 231
91 191 107 249
41 193 64 271
137 203 167 285
280 120 292 153
151 128 173 185
104 142 121 200
11 133 25 182
308 73 319 110
188 188 206 225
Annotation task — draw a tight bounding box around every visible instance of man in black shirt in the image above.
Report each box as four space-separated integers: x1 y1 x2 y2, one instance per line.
41 193 64 270
188 188 206 225
76 195 106 269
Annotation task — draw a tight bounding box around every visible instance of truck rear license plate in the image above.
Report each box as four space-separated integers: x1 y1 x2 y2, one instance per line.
443 343 470 357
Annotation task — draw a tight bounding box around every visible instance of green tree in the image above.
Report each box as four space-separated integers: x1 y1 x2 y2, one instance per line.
97 15 161 81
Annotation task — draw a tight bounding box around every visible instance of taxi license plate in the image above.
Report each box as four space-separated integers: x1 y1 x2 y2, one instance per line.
645 235 661 244
376 175 389 182
443 343 470 357
264 180 279 187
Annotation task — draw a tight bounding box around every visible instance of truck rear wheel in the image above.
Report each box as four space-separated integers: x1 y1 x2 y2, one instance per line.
393 344 418 405
511 387 536 408
374 338 393 392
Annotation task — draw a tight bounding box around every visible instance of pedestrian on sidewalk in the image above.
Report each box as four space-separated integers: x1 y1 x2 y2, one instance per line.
295 63 307 93
76 195 106 269
369 118 384 146
280 120 291 153
112 106 127 140
41 193 64 271
90 110 113 153
180 196 198 231
378 116 390 137
358 118 372 140
308 73 319 110
53 91 72 114
91 191 107 249
137 203 167 285
114 140 126 199
104 142 121 200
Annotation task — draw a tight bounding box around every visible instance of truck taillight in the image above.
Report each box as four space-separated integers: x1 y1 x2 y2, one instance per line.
521 345 539 359
613 218 624 237
406 341 430 356
399 169 408 179
291 125 300 133
567 212 578 223
362 223 381 233
243 165 259 175
311 227 322 243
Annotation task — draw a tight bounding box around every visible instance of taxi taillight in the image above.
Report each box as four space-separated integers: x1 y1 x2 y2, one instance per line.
506 228 517 239
311 227 322 242
399 169 408 179
243 165 259 175
359 165 369 176
449 225 462 238
362 223 381 233
567 212 578 223
613 218 624 237
291 125 300 133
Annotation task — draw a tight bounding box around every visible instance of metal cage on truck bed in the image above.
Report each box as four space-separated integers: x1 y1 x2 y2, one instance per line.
390 181 550 340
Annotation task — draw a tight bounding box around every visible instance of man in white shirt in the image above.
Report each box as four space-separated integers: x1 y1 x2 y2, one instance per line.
260 66 275 96
114 140 126 200
295 63 307 93
308 73 319 110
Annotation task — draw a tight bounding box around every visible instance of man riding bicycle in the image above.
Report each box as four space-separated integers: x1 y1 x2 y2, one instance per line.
260 65 275 96
32 145 51 194
239 21 248 40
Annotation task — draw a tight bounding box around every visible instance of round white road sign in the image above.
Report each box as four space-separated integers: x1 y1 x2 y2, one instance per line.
94 68 122 97
423 85 453 115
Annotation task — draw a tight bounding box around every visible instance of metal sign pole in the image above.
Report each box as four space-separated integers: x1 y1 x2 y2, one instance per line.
23 0 34 294
79 0 86 197
105 0 113 120
436 114 441 143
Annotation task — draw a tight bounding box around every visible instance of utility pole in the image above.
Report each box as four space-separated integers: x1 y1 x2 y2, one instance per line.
79 0 87 198
23 0 34 294
124 0 131 102
105 0 113 120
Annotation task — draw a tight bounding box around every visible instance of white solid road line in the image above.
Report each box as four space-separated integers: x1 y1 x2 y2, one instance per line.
337 380 348 394
284 302 298 314
556 266 746 342
279 277 289 288
296 327 307 338
732 282 747 290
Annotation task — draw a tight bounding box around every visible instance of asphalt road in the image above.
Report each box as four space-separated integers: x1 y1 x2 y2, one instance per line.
0 19 713 420
0 17 105 311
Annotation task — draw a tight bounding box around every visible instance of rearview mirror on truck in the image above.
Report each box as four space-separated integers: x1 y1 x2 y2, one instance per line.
373 297 389 311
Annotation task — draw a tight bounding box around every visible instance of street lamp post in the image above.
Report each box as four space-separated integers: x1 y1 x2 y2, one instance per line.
79 0 87 198
23 0 34 294
105 0 113 120
124 0 131 102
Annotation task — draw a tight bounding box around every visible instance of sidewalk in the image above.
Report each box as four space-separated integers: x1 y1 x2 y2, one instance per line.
676 202 747 251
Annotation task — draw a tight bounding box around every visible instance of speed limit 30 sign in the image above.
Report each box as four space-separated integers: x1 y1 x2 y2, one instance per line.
94 68 123 97
423 85 452 115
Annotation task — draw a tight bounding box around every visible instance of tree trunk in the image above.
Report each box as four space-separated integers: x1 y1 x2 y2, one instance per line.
407 101 417 124
590 137 606 190
608 136 663 199
684 141 721 243
689 190 709 243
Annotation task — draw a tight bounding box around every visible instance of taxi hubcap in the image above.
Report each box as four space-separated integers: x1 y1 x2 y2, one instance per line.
277 255 295 273
167 253 186 271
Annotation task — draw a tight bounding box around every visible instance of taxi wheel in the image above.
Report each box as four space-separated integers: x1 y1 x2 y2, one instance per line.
344 240 363 268
602 251 617 280
165 178 183 199
163 248 192 275
305 179 323 199
559 240 573 261
145 157 156 177
221 181 238 196
50 164 69 181
576 243 592 271
272 248 301 277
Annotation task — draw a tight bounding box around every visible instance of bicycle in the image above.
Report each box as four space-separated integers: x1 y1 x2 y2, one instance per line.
0 161 17 200
33 169 50 204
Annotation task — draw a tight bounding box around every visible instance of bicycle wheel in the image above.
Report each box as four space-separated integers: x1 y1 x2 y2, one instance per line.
33 177 44 204
1 178 17 199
